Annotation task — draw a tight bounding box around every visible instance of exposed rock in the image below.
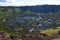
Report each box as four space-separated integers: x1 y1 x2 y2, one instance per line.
0 31 12 40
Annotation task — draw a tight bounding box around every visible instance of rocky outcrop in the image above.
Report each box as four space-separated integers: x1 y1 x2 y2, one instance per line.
0 31 11 40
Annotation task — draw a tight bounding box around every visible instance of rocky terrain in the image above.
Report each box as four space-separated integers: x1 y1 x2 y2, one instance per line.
0 31 60 40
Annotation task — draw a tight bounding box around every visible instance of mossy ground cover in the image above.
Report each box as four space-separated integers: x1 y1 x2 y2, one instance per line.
40 26 60 36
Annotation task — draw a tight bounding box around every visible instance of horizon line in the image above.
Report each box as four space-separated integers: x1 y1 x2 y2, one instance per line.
0 4 60 6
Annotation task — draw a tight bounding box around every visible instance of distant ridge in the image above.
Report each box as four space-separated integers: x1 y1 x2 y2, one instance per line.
0 5 60 13
20 5 60 13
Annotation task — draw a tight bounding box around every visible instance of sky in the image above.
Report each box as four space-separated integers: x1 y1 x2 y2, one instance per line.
0 0 60 6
